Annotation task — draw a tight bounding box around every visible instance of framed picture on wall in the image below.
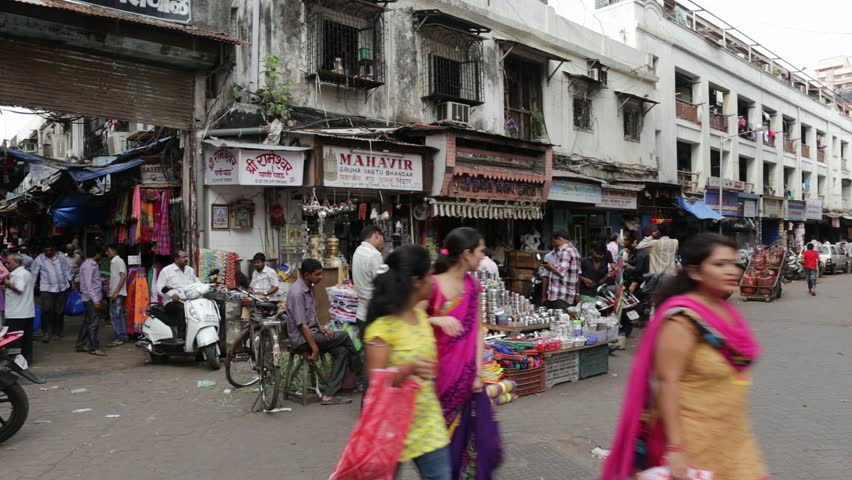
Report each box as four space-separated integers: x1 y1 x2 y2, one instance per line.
211 204 230 230
231 204 253 230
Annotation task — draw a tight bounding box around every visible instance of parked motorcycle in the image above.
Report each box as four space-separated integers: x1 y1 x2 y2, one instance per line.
0 327 46 444
781 250 805 283
136 269 222 370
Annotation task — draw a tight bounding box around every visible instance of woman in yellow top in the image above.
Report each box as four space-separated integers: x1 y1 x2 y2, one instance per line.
364 245 451 480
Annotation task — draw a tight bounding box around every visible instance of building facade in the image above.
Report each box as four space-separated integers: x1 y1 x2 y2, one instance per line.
816 56 852 103
591 0 852 242
208 0 660 258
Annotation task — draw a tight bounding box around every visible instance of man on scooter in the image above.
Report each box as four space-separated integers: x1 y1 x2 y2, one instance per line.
155 250 199 338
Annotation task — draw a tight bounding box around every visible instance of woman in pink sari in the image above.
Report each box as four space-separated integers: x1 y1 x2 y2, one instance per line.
427 227 501 479
603 233 769 480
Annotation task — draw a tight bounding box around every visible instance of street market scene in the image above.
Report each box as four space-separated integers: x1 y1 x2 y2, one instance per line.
0 0 851 479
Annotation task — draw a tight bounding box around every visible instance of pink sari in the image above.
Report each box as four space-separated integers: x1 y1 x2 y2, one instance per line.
602 295 762 480
427 273 480 424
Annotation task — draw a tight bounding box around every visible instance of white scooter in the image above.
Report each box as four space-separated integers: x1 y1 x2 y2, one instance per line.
136 270 222 370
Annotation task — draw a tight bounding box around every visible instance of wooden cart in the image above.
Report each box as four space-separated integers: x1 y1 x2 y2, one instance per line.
739 249 785 302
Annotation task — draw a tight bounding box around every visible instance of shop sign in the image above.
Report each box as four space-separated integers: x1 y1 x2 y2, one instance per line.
323 146 423 191
549 180 602 204
140 163 171 185
706 176 746 191
596 189 637 209
786 200 806 221
805 199 822 220
703 190 739 216
762 198 783 218
66 0 192 23
203 145 305 187
740 198 758 218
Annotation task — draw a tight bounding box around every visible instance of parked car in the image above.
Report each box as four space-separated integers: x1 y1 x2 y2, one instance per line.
819 245 850 274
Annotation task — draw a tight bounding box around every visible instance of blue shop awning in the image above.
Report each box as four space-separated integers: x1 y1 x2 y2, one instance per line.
678 196 724 220
66 159 144 182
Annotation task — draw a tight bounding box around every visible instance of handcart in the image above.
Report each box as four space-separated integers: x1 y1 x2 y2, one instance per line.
739 246 786 302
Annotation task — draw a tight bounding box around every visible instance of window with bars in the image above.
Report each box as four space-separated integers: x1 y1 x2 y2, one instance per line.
573 96 593 130
306 3 385 89
504 56 543 141
623 103 643 141
420 27 483 105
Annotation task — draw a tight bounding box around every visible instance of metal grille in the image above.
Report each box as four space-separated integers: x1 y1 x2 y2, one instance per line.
0 38 194 129
573 96 593 130
306 3 385 88
420 26 483 105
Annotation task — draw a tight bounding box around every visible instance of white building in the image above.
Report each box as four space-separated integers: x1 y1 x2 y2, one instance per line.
588 0 852 239
816 56 852 103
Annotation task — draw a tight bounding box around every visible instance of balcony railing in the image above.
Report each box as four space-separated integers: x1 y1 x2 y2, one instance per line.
709 112 727 132
817 150 825 162
764 136 776 147
677 170 700 191
801 144 811 158
784 139 796 154
676 99 700 124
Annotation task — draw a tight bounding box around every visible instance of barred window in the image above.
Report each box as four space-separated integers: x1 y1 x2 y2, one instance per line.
420 27 484 105
573 97 593 130
624 103 643 141
306 2 385 89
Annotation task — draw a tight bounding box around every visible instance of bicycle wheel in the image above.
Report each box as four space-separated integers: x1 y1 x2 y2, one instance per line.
225 328 259 388
258 328 281 411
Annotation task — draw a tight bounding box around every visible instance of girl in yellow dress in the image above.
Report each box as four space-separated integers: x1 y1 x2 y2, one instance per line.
364 245 451 480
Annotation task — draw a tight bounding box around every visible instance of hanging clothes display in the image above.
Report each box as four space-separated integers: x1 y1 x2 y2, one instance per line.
154 190 171 256
126 267 150 335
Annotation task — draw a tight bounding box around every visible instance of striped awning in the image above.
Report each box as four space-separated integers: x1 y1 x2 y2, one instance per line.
429 199 544 220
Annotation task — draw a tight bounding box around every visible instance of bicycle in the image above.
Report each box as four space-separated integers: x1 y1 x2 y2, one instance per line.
224 288 282 411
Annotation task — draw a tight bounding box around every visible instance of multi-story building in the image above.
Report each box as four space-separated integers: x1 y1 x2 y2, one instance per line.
591 0 852 243
816 56 852 103
208 0 660 258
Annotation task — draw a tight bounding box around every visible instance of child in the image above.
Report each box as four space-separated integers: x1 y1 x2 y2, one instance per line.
364 245 450 480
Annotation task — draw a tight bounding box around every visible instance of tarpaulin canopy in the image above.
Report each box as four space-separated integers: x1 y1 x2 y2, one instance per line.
678 196 724 220
52 193 105 227
65 159 144 182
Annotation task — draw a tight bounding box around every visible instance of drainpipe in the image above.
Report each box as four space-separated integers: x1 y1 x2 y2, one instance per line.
250 0 261 92
204 126 269 138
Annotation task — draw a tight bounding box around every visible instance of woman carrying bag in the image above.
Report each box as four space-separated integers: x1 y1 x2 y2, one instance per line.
603 233 769 480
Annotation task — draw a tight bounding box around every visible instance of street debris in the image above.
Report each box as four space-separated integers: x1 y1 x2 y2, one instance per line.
197 380 216 388
591 447 610 459
265 407 292 414
72 408 93 413
32 419 52 424
71 388 88 394
105 414 121 418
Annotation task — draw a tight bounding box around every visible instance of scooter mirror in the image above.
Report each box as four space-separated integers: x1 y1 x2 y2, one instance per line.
161 286 172 294
209 268 220 276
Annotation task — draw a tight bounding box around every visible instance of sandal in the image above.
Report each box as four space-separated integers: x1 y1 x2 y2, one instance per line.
89 349 108 357
106 340 125 348
320 396 353 406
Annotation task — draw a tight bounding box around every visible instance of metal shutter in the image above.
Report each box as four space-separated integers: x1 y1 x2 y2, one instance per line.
0 37 194 129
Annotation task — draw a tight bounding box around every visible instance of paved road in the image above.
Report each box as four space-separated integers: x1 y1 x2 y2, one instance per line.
2 274 850 480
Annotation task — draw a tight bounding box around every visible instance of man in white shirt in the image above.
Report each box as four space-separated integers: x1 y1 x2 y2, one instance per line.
4 254 35 363
351 225 384 325
155 250 199 337
106 244 129 347
249 252 280 300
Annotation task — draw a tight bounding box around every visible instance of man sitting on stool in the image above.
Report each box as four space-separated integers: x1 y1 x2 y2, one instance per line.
155 250 199 338
286 259 361 405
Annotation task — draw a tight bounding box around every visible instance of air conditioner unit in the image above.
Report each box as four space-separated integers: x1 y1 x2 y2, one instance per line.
436 102 471 126
588 61 608 86
107 132 130 155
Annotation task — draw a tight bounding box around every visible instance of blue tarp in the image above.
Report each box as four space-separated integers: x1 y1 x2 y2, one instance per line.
678 196 724 220
65 158 144 182
52 193 105 227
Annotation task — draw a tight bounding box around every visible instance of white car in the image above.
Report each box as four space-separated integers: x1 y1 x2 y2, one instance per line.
819 245 850 274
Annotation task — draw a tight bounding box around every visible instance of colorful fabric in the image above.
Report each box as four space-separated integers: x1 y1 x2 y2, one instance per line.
364 310 450 462
602 295 763 480
427 273 481 425
126 269 149 335
154 189 172 255
448 391 502 480
547 242 580 302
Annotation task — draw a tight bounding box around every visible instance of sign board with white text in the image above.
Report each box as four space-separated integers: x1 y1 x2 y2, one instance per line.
549 180 602 204
66 0 192 23
203 145 305 187
322 146 423 191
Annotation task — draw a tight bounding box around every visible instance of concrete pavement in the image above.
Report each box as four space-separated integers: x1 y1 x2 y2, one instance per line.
2 273 850 480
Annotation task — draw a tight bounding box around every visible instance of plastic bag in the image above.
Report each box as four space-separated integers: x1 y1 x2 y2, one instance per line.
33 304 42 332
637 466 715 480
328 369 420 480
64 290 85 316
